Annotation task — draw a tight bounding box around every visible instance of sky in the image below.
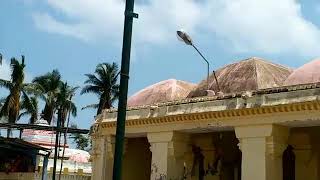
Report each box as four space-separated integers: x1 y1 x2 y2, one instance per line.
0 0 320 130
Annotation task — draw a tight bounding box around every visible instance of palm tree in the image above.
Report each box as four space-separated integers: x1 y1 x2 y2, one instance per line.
0 56 29 136
0 98 5 123
32 70 62 124
19 93 38 124
70 124 90 150
56 82 78 127
81 62 119 115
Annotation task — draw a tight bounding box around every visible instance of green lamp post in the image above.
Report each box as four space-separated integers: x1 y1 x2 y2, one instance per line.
112 0 138 180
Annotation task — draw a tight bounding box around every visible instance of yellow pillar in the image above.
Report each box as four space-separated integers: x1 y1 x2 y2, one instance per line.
235 125 288 180
290 132 318 180
91 135 115 180
147 132 189 180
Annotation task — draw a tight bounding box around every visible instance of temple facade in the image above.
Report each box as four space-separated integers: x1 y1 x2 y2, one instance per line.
91 57 320 180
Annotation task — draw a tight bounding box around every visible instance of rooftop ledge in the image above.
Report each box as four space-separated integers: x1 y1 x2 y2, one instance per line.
95 83 320 123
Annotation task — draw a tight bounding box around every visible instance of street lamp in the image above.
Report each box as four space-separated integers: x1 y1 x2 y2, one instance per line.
177 30 220 92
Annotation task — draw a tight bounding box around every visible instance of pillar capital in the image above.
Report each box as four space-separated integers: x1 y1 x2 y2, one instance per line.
235 124 289 139
91 135 106 157
148 131 189 158
235 124 289 180
147 131 189 180
147 131 187 143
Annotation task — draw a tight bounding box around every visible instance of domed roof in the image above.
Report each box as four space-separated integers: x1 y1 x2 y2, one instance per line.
188 57 292 97
127 79 196 107
284 58 320 86
34 118 49 126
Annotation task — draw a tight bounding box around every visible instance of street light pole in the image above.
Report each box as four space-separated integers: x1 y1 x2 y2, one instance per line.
112 0 138 180
191 44 210 90
177 30 220 92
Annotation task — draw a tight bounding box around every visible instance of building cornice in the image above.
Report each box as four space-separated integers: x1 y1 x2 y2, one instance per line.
97 100 320 130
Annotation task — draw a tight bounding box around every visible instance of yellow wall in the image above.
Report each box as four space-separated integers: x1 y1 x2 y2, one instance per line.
122 137 151 180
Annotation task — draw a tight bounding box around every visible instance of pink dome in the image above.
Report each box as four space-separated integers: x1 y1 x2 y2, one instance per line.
188 57 292 97
127 79 196 107
284 58 320 86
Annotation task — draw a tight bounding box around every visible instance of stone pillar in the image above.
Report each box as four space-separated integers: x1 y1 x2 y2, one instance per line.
147 132 189 180
235 125 288 180
290 132 317 180
91 135 115 180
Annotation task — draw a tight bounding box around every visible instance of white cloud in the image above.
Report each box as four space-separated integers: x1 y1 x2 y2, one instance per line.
0 59 11 80
33 13 92 42
33 0 320 57
203 0 320 56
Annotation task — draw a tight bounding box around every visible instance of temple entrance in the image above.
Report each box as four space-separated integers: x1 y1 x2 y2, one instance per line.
186 131 241 180
282 126 320 180
122 137 152 180
283 145 295 180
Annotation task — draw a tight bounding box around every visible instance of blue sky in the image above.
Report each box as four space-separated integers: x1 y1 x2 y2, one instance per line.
0 0 320 129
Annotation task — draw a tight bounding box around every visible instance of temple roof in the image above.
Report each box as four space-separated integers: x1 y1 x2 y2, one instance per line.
127 79 196 107
284 58 320 86
188 57 292 97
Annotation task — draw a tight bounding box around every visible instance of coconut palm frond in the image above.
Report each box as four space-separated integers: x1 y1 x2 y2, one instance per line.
81 62 119 115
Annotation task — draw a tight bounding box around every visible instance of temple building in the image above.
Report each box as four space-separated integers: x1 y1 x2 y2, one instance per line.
91 57 320 180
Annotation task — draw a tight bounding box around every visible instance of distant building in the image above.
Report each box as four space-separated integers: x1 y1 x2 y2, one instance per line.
91 57 320 180
0 119 92 180
0 136 50 180
22 119 92 175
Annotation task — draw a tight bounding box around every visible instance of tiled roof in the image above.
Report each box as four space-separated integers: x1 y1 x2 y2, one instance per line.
127 79 196 107
188 57 292 97
284 58 320 86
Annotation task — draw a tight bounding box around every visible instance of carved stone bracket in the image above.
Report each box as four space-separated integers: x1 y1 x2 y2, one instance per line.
236 124 289 158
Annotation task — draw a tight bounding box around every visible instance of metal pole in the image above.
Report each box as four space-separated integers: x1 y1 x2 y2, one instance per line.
112 0 137 179
59 96 73 180
19 129 22 139
191 44 220 92
52 112 61 180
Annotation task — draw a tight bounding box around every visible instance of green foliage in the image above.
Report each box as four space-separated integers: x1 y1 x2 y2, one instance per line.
0 56 31 124
81 62 120 115
56 82 78 127
32 70 62 124
19 92 39 124
70 124 91 151
0 55 116 146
